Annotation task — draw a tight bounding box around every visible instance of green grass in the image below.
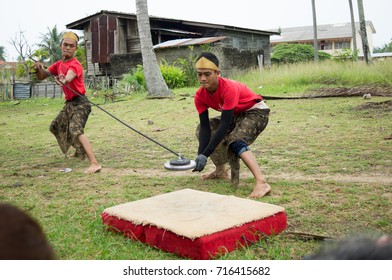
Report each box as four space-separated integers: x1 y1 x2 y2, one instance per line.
0 61 391 260
233 60 392 95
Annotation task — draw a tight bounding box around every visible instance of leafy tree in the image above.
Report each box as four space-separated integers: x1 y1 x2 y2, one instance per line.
10 29 34 79
75 36 86 69
373 39 392 53
271 44 331 64
0 46 6 61
37 25 63 63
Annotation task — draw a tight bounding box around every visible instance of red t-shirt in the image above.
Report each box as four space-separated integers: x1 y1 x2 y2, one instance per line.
194 77 262 114
48 58 85 101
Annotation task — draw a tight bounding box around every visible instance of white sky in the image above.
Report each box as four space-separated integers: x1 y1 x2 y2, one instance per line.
1 0 391 61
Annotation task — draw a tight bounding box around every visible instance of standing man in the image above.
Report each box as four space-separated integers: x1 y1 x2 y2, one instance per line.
193 52 270 198
34 31 101 174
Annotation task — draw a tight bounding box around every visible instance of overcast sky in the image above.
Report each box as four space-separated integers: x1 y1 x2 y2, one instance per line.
1 0 390 61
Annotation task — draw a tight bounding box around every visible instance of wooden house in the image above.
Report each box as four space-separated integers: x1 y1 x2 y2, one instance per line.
66 10 279 78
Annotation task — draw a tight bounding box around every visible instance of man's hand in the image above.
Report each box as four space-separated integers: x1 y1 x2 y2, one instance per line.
193 154 207 172
33 62 44 72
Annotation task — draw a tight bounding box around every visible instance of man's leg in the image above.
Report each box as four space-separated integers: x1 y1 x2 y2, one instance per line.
240 150 271 198
77 134 101 174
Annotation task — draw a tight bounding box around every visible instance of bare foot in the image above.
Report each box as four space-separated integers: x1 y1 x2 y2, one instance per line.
84 163 102 174
248 182 271 199
201 167 229 180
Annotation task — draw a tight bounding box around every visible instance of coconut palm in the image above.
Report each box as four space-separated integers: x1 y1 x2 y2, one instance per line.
135 0 172 98
38 25 63 63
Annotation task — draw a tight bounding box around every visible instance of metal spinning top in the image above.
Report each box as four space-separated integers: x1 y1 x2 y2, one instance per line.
163 154 196 171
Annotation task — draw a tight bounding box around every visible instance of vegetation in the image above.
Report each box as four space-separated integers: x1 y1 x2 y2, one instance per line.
233 60 392 96
374 39 392 53
37 25 63 64
1 61 391 260
117 56 200 94
0 46 5 61
271 43 331 64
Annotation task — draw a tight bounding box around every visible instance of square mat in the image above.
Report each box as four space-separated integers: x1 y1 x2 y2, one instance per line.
102 188 287 259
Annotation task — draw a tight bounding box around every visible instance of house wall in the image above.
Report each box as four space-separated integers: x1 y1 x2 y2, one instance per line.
155 45 264 78
110 53 143 78
77 12 273 78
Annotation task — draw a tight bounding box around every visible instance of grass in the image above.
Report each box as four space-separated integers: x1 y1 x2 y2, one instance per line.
0 61 391 260
233 60 392 95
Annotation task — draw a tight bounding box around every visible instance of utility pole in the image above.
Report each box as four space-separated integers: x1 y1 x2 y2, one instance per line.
357 0 370 64
311 0 319 62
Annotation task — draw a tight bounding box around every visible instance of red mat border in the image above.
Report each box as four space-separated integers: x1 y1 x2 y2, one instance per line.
102 211 287 259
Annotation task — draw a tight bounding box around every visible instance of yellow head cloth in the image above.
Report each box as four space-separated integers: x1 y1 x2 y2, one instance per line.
195 57 219 70
62 32 79 43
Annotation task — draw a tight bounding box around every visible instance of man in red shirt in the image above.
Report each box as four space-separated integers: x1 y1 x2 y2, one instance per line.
193 52 271 198
34 31 101 174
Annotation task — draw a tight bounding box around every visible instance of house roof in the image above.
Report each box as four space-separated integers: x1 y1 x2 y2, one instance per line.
153 36 227 49
270 21 376 43
66 10 279 37
0 61 17 70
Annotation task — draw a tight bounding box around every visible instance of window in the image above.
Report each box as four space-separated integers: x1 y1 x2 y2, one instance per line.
334 41 350 50
320 40 332 50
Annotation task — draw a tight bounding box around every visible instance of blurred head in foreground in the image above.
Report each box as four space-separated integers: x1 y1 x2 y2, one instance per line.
305 234 392 260
0 203 56 260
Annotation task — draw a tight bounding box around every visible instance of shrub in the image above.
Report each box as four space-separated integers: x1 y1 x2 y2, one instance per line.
118 65 146 93
272 43 331 64
159 60 186 89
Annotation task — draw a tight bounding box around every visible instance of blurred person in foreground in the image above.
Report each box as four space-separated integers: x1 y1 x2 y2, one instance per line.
304 234 392 260
0 203 56 260
34 31 101 174
193 52 271 198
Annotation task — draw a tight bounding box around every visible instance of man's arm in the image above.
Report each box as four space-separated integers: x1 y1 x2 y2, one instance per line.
201 109 233 157
198 110 211 155
33 62 52 80
57 70 77 85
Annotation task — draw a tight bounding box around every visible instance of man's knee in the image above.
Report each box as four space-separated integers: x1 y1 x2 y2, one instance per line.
229 141 249 157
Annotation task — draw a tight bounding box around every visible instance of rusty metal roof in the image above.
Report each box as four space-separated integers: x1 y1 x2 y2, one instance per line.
154 36 226 49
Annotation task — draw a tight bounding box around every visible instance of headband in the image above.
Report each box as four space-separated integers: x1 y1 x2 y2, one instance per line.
195 57 219 70
62 32 79 43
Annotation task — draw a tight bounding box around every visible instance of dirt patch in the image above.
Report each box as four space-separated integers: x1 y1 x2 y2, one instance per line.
99 167 392 185
309 86 392 98
353 100 392 111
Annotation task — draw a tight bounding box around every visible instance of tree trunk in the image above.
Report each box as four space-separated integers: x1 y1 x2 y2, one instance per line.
135 0 173 98
311 0 319 62
348 0 357 53
357 0 370 64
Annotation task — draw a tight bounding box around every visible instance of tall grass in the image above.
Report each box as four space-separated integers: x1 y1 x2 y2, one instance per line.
232 60 392 96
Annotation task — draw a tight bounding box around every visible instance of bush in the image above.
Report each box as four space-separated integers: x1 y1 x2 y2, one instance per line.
118 65 146 93
272 43 331 64
159 60 186 89
119 61 189 93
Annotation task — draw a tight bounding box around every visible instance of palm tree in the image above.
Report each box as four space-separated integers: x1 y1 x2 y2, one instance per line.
311 0 319 62
357 0 370 63
135 0 173 98
348 0 357 53
38 25 63 63
0 46 6 61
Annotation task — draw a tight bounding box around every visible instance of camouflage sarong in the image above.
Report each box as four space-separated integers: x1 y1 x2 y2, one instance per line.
196 108 270 185
49 96 91 158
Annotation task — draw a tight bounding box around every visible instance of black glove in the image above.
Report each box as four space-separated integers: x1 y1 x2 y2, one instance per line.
193 154 208 172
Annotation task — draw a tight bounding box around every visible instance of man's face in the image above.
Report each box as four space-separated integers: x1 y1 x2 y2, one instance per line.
60 38 78 60
196 69 220 92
